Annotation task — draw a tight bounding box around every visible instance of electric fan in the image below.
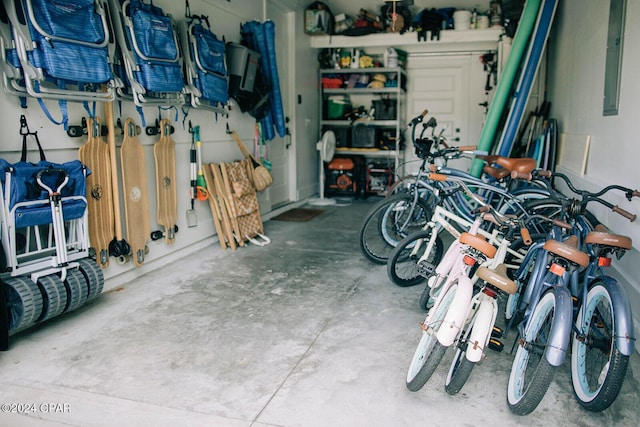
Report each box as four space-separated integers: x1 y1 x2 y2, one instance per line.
308 130 337 206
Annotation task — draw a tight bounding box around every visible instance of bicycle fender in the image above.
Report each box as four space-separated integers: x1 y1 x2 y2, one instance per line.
466 298 498 363
544 286 574 367
597 276 636 356
429 242 463 290
438 277 474 347
433 241 462 278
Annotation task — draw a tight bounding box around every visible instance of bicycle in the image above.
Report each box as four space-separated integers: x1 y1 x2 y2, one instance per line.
505 173 639 415
406 174 529 392
402 174 561 394
406 212 497 392
386 169 553 290
359 112 550 266
444 216 568 395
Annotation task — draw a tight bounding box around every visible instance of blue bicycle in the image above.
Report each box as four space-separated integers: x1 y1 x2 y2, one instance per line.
505 172 638 415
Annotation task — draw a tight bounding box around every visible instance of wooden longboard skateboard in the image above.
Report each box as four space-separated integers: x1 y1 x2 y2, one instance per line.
153 119 178 244
202 162 236 250
78 117 115 269
121 118 150 267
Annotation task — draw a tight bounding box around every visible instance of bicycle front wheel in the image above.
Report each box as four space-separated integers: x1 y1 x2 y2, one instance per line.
571 280 630 412
387 229 443 287
444 317 476 395
406 283 457 392
507 289 559 415
358 193 432 264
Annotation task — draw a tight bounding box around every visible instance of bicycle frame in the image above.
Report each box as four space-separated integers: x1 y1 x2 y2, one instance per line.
411 204 525 285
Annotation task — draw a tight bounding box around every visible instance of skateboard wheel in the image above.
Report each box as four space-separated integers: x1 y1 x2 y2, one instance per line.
116 255 129 265
67 125 84 138
150 230 164 241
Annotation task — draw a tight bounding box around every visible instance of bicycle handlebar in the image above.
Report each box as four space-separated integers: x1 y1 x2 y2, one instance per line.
548 171 638 222
408 109 429 128
612 206 637 222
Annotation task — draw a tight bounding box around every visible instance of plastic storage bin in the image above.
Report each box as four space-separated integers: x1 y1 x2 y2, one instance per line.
326 96 351 119
351 123 376 148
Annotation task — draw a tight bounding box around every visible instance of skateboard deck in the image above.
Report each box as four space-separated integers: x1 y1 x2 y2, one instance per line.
121 118 150 267
78 117 115 269
104 100 131 263
202 162 236 250
153 119 178 244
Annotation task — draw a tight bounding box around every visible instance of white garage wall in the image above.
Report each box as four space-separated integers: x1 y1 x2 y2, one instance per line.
547 0 640 330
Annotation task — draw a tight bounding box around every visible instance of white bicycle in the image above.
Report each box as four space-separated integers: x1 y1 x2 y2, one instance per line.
405 174 561 393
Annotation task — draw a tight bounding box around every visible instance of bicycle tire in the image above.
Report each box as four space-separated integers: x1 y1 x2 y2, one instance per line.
571 280 630 412
387 229 444 287
507 289 559 415
358 193 432 264
445 320 476 395
406 283 457 392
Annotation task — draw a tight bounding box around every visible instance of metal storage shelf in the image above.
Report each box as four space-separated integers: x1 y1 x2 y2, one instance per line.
310 28 503 53
321 120 398 127
319 66 406 180
335 148 399 158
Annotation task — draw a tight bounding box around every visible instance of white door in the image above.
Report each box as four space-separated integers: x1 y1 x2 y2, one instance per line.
404 54 486 174
264 1 294 210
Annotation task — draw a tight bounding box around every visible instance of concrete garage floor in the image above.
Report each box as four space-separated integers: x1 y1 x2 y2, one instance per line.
1 199 639 426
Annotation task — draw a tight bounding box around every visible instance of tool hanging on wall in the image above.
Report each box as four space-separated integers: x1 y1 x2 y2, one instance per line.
194 125 209 201
479 52 497 125
255 123 272 172
229 124 273 192
187 121 198 227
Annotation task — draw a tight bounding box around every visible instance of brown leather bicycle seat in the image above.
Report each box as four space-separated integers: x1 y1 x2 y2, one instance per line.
584 231 632 250
495 157 538 174
460 232 497 259
543 237 590 267
483 165 511 180
477 154 499 164
476 264 518 295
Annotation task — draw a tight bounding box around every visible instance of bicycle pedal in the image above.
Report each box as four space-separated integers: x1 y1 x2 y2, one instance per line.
491 326 504 339
488 338 504 352
418 260 436 277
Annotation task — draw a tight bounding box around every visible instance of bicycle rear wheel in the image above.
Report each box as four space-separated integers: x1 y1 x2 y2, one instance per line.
387 229 443 287
359 193 432 264
507 288 559 415
571 280 630 412
406 282 457 392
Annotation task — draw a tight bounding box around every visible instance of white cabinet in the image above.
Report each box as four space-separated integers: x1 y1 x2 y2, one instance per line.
319 66 406 193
